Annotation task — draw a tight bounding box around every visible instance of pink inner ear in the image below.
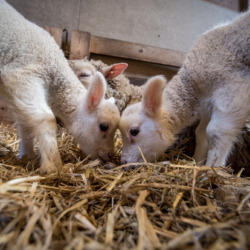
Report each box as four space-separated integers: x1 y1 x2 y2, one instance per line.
143 76 166 116
106 63 128 79
146 95 158 114
87 72 105 112
88 95 99 109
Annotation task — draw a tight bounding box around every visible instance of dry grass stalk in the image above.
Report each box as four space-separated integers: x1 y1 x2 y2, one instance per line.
0 124 249 249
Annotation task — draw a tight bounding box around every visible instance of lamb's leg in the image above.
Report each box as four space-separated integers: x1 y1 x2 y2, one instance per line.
193 116 210 165
17 123 35 159
2 73 63 175
17 108 62 175
34 112 62 175
205 112 243 167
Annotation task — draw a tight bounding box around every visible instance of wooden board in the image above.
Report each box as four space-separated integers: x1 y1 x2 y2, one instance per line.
42 28 186 67
43 26 63 48
90 35 186 68
68 30 186 67
69 30 91 60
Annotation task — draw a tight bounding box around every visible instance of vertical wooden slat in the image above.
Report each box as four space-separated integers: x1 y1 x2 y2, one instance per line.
43 26 63 48
69 30 91 60
239 0 248 12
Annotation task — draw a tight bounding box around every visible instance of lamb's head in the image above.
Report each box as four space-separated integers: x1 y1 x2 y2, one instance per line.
69 59 128 88
71 71 120 162
69 60 96 88
119 75 176 165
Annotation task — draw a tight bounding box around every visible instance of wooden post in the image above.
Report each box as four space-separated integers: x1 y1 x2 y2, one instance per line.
69 30 91 60
43 26 63 48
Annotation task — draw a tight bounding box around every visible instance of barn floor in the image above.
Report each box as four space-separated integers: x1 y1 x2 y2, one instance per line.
0 124 250 250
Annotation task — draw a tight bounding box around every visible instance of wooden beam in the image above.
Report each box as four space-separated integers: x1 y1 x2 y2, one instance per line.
69 30 91 60
43 26 63 48
90 36 186 68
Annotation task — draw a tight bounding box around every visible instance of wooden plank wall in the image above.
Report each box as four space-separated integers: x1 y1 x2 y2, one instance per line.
41 26 187 68
37 26 188 68
42 27 187 68
68 30 186 68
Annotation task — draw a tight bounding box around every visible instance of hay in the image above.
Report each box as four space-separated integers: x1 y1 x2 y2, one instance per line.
0 124 249 250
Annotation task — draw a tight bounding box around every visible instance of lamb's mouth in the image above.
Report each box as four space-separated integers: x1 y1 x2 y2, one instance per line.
98 153 113 164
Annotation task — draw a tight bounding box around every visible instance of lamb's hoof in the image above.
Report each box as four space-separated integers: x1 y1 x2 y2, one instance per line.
104 162 117 170
40 164 58 175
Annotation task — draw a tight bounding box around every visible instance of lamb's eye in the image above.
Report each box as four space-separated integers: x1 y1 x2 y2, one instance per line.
100 123 109 132
80 73 90 77
130 128 139 136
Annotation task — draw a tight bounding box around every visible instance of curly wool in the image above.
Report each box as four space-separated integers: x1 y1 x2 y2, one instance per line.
71 58 143 113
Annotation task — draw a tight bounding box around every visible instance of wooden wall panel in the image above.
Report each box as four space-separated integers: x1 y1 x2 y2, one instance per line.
69 31 91 60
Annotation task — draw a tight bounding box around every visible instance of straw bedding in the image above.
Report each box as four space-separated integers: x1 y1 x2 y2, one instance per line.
0 124 250 250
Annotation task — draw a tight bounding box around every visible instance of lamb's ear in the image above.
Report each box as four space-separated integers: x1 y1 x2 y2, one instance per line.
86 72 106 112
142 75 167 117
102 63 128 79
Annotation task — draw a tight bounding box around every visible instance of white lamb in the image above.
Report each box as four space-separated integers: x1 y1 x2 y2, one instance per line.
119 12 250 167
0 0 120 174
69 59 143 112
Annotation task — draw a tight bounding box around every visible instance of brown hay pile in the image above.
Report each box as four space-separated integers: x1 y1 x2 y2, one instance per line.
0 124 250 250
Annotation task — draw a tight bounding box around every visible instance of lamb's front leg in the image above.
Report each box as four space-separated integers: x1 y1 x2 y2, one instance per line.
12 87 62 174
17 111 62 174
205 113 243 167
17 123 35 159
2 68 64 175
193 116 210 165
34 113 63 175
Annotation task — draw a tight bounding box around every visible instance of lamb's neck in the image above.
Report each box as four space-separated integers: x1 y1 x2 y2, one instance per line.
48 71 87 125
162 74 199 135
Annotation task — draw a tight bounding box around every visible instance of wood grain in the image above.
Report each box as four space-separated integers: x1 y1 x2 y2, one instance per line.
90 36 186 68
69 30 91 60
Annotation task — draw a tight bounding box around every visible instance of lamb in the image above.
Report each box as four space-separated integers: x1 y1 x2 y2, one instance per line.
68 59 128 89
0 58 138 125
69 59 143 112
119 11 250 167
0 0 120 174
